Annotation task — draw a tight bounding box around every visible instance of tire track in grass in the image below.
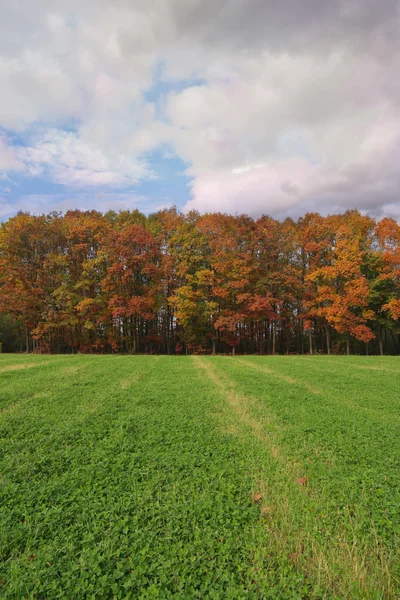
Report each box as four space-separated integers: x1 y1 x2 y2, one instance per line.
229 358 400 599
193 355 281 457
0 357 169 598
0 356 152 429
119 356 159 390
0 362 51 373
235 357 398 425
340 364 400 373
193 356 320 593
274 356 400 402
289 356 400 375
232 358 321 395
195 356 397 599
0 359 70 414
193 357 319 578
0 355 136 411
1 356 318 598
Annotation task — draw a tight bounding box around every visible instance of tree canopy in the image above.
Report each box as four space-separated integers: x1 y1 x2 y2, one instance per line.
0 208 399 355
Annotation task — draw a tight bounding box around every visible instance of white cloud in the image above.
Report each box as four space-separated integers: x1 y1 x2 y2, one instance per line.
0 129 153 187
0 0 399 217
0 135 24 172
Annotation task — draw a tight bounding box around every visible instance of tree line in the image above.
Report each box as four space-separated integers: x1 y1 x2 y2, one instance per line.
0 208 399 355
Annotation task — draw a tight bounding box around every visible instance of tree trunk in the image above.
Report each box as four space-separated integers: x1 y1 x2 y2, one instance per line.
272 322 276 354
390 330 399 353
212 338 216 355
379 328 384 356
326 326 331 355
132 317 137 353
346 333 351 355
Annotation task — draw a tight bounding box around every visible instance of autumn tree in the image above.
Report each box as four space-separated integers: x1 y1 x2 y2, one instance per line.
307 212 376 354
0 207 398 355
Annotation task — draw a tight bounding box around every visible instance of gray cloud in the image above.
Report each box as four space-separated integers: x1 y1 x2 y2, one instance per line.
0 0 399 219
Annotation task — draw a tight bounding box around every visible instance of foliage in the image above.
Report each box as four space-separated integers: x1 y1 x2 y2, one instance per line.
0 355 399 598
0 209 399 354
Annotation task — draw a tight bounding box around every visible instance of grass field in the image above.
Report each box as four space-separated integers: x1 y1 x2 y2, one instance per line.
0 355 399 599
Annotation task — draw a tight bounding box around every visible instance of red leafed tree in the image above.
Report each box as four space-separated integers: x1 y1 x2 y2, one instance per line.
307 212 376 354
373 217 400 351
0 212 65 352
101 224 162 353
0 207 399 355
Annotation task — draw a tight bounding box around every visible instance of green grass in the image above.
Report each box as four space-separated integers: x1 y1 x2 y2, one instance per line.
0 355 399 599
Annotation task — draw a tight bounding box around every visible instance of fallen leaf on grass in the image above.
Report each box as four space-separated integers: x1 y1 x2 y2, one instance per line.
296 477 308 486
251 493 262 502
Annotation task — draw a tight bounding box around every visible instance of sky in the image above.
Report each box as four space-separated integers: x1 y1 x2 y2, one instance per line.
0 0 400 221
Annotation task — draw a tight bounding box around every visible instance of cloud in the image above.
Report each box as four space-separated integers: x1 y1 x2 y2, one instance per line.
0 134 24 172
27 129 152 185
0 0 399 218
185 120 400 221
1 128 154 187
0 191 174 219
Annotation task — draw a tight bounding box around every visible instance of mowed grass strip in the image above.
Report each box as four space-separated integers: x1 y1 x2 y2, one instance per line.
211 356 400 598
0 355 311 599
0 355 399 599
